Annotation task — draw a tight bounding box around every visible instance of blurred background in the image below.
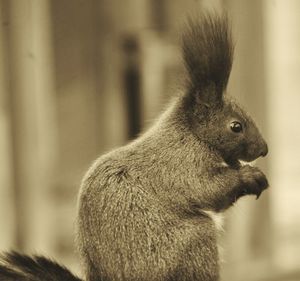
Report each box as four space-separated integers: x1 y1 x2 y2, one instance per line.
0 0 300 280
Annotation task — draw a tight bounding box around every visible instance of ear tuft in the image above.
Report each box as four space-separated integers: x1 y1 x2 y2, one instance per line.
182 12 234 103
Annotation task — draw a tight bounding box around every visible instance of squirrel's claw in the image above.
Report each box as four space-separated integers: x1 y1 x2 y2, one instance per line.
255 190 263 200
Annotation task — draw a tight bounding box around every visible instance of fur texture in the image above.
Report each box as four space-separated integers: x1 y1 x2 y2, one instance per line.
182 13 233 95
76 13 268 281
0 252 81 281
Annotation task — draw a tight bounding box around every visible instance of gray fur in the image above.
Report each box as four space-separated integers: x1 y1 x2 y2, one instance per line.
76 13 269 281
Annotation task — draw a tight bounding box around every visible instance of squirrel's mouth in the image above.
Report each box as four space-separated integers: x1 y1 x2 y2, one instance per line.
224 158 256 169
224 158 241 168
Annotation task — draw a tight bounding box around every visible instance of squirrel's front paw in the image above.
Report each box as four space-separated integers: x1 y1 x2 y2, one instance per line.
239 165 269 199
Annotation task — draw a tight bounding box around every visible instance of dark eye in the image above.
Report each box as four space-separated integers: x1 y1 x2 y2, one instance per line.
230 121 243 133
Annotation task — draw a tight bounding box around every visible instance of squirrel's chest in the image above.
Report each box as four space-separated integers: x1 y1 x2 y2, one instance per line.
202 210 224 231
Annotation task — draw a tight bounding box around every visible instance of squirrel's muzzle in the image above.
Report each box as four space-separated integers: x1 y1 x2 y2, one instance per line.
241 139 268 162
260 142 268 157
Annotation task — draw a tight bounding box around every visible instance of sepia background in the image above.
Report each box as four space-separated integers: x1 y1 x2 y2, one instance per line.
0 0 300 280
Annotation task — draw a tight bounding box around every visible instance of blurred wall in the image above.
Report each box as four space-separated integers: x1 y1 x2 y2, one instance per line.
264 0 300 275
0 0 300 280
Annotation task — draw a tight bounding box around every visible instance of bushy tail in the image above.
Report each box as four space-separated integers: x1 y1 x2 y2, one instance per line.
182 13 234 93
0 251 82 281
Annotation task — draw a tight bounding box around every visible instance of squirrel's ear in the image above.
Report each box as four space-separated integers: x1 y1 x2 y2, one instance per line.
182 13 233 107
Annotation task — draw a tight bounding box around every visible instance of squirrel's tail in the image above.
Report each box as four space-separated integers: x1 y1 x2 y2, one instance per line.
182 12 234 94
0 251 82 281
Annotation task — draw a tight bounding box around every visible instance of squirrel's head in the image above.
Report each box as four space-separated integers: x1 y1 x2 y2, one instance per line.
184 90 268 165
182 13 268 165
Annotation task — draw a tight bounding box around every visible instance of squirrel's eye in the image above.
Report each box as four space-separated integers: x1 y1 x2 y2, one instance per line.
230 121 243 133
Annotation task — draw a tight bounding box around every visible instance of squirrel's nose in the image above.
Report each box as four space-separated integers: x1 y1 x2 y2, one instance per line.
260 142 268 157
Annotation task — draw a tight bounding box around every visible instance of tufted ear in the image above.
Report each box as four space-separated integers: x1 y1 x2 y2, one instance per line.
182 13 233 107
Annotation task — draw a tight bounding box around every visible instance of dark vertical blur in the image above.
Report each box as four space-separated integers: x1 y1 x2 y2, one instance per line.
122 36 141 139
150 0 167 32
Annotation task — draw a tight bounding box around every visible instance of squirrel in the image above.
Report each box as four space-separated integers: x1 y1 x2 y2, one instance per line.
0 12 268 281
